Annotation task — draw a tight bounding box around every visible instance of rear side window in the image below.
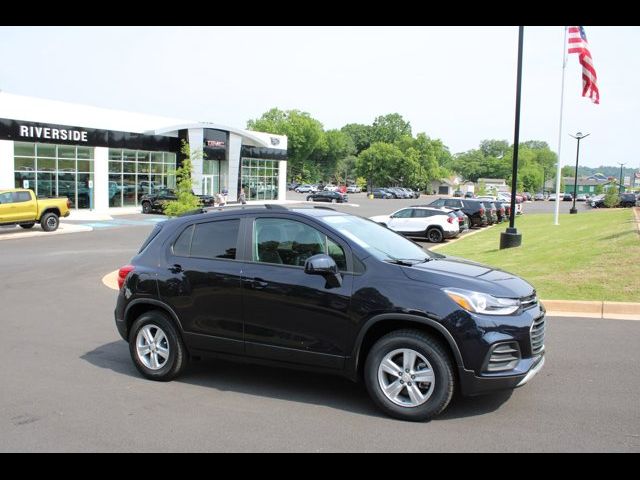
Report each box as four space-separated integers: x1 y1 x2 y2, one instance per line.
444 199 460 208
413 209 433 218
173 220 240 260
13 192 31 202
0 192 13 204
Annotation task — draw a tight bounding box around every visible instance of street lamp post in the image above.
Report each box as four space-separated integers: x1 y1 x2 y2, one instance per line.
617 162 626 193
568 132 590 214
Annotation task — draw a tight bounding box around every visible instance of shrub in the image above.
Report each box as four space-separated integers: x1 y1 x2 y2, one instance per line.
164 141 202 217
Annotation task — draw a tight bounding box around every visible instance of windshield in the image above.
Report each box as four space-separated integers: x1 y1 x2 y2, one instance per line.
319 214 440 263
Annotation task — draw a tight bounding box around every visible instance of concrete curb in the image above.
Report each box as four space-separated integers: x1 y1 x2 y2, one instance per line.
542 299 640 321
429 224 496 251
0 223 93 241
633 207 640 235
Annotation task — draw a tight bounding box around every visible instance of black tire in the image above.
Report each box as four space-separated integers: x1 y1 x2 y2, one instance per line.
40 212 59 232
129 310 188 382
142 201 152 214
426 227 444 243
307 196 314 202
20 223 35 229
364 329 454 421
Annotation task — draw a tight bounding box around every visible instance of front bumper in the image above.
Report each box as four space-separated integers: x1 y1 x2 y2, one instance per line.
458 353 545 396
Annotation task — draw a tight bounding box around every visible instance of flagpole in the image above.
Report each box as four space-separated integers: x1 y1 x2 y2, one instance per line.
553 26 568 225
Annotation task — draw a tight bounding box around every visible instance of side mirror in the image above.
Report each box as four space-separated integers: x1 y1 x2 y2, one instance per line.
304 254 342 288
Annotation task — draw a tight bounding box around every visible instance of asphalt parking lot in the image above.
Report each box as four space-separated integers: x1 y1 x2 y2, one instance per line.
0 200 638 452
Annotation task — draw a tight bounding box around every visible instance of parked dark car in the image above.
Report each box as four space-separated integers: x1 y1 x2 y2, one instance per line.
562 193 573 201
453 190 463 197
619 192 638 208
492 201 508 222
428 198 488 228
115 206 545 421
372 188 393 199
306 191 348 203
430 206 470 232
140 188 215 214
464 192 475 198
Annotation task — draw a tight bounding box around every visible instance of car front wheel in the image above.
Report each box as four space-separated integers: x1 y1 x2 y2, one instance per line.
129 311 187 381
364 329 454 421
142 201 152 214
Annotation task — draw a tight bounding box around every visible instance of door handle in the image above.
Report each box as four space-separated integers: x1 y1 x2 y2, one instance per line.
245 278 269 290
169 264 183 274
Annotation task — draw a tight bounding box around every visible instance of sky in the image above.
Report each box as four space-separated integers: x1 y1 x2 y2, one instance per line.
0 26 638 171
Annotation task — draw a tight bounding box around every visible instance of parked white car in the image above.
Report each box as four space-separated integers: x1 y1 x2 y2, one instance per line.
323 184 339 192
370 206 460 243
295 184 318 193
346 185 362 193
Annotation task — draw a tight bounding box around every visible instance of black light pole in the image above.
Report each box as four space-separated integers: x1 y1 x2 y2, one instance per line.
568 132 589 214
500 26 524 250
618 162 626 193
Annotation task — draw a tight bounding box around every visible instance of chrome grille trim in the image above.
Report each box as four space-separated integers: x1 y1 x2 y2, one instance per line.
530 315 545 355
520 293 538 310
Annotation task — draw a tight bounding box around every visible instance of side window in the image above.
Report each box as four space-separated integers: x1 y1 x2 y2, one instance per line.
444 199 459 208
0 192 13 205
254 218 347 270
413 209 432 218
190 220 240 260
172 224 194 257
13 192 31 203
393 209 413 218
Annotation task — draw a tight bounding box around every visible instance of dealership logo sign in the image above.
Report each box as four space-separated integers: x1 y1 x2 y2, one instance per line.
19 125 88 142
270 137 280 146
206 140 225 147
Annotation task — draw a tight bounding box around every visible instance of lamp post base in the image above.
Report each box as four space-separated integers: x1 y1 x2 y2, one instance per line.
500 228 522 249
570 207 578 214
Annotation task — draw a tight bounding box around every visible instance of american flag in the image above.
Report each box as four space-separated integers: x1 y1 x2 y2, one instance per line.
567 26 599 104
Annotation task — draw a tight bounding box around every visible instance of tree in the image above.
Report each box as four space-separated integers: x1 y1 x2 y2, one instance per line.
247 108 325 182
371 113 412 144
595 184 604 195
341 123 373 154
356 142 405 188
561 165 575 178
164 141 202 217
604 182 620 207
479 139 510 159
335 155 357 184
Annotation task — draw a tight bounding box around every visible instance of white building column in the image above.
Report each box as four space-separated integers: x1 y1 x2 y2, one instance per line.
0 140 14 190
93 147 109 211
278 160 287 201
227 133 242 202
188 128 204 195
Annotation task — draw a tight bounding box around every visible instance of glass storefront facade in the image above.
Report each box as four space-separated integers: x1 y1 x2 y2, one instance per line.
14 141 94 208
241 158 279 201
108 149 177 207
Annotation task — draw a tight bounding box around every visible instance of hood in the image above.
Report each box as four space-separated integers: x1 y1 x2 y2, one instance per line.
402 255 534 298
369 215 390 223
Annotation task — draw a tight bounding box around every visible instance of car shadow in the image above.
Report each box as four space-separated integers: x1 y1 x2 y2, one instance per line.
82 341 512 421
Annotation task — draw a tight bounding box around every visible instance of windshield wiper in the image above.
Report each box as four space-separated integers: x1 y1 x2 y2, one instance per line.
384 257 432 266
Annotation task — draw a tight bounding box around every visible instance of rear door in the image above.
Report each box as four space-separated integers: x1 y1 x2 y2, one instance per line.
159 218 245 354
13 191 37 222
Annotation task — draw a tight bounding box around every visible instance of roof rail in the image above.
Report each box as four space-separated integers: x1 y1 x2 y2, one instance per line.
311 206 336 211
264 204 289 210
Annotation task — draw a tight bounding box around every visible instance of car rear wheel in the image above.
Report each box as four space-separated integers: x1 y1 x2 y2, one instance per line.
142 201 152 214
426 227 444 243
129 311 188 381
40 213 60 232
364 329 454 421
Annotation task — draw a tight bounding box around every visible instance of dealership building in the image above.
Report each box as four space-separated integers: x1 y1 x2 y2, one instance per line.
0 92 287 210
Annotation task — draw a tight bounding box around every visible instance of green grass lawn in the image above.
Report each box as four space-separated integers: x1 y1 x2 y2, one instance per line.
437 209 640 302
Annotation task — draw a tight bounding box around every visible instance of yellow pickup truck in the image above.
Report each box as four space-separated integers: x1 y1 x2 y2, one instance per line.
0 189 71 232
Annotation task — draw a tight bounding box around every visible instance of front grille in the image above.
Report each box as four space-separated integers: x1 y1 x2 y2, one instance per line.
485 342 521 372
521 293 538 310
530 316 545 355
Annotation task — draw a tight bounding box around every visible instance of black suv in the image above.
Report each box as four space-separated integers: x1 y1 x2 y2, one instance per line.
114 206 545 421
428 198 489 228
140 188 215 214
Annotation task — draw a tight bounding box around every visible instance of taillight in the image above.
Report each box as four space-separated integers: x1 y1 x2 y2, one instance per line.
118 265 135 290
458 217 464 223
479 208 485 215
447 217 454 224
500 208 505 214
66 199 71 209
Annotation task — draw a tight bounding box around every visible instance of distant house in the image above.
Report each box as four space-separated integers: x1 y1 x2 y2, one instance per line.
477 178 508 193
429 176 473 195
586 173 608 183
562 177 603 195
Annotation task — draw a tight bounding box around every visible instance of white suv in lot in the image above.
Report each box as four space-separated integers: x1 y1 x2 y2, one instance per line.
370 206 460 243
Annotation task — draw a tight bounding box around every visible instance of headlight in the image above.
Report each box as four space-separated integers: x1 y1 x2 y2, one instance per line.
444 288 520 315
